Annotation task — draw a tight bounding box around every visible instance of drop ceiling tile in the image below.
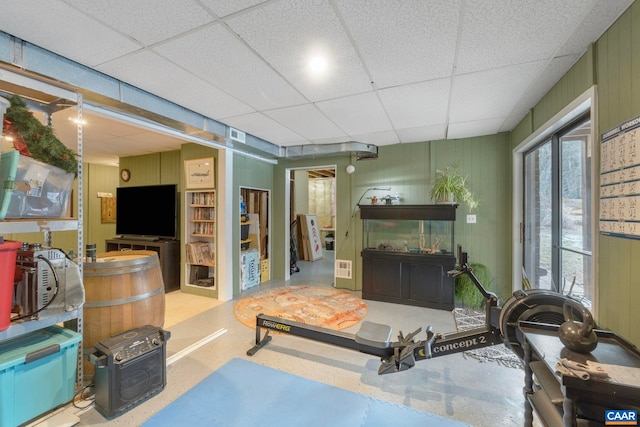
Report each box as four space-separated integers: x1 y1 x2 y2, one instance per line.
97 50 254 119
316 92 391 135
447 118 505 139
264 104 347 140
65 0 215 46
223 112 305 145
396 125 447 143
152 24 306 111
501 54 580 132
346 130 400 146
0 0 141 67
199 0 269 18
378 78 450 129
334 0 461 88
457 0 589 74
557 0 634 56
226 0 372 102
449 62 545 123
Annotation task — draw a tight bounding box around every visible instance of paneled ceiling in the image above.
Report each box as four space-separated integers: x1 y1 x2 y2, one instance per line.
0 0 633 165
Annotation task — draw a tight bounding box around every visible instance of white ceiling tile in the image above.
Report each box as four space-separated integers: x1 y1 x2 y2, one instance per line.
0 0 633 162
396 125 447 143
378 78 450 129
97 50 254 119
223 112 304 145
457 0 589 74
152 25 306 111
346 130 400 146
198 0 269 18
316 92 391 135
334 0 461 88
226 0 372 101
557 0 634 56
65 0 214 46
449 62 546 123
264 104 347 140
501 55 580 132
0 0 141 67
447 118 505 140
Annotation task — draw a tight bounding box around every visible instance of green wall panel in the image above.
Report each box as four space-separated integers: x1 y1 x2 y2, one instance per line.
595 2 640 344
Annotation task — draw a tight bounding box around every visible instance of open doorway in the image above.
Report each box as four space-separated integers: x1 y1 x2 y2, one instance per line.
289 166 336 283
240 187 270 291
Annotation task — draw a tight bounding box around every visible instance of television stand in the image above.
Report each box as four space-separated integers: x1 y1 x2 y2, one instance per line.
119 235 160 242
105 238 180 292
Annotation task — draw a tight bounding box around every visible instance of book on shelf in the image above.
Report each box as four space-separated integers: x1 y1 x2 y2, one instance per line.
186 241 213 265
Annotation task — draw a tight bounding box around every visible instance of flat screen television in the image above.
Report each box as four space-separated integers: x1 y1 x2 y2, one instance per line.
116 184 177 240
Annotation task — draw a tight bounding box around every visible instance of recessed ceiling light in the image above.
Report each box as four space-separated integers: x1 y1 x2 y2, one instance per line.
309 55 328 74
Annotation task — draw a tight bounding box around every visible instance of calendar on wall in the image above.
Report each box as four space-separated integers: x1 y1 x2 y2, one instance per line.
600 114 640 239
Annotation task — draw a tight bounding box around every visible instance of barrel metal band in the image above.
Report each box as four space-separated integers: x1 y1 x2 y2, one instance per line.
84 285 163 308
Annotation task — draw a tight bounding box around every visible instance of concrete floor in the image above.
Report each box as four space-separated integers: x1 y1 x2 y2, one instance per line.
59 251 529 426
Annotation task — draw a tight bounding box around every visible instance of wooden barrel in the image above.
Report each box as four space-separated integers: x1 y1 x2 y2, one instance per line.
83 250 165 377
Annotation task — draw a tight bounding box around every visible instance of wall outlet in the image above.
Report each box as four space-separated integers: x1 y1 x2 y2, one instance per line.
466 214 476 224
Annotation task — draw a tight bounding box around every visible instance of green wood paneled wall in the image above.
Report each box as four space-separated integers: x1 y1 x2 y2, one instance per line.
431 133 512 299
511 2 640 345
595 2 640 343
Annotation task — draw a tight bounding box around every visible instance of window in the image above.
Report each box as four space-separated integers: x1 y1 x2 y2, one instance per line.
523 115 592 306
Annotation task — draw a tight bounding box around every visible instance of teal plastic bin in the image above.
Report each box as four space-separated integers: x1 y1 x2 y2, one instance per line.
0 326 81 427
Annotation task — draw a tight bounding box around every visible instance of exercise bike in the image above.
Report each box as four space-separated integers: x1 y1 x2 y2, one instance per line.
247 247 571 374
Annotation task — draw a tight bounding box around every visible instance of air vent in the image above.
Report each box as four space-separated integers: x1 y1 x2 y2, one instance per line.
229 127 246 143
335 259 352 279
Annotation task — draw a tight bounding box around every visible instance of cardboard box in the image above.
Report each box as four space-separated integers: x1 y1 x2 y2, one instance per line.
260 259 269 283
0 326 81 427
0 151 74 219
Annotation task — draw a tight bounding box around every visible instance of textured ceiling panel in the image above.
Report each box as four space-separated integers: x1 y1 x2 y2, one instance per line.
199 0 269 18
0 0 634 163
334 0 462 88
264 104 346 141
153 24 307 111
449 62 546 123
97 50 254 119
0 0 141 67
316 92 391 135
378 78 451 130
223 112 305 146
226 0 372 101
456 0 588 74
65 0 214 46
395 125 448 144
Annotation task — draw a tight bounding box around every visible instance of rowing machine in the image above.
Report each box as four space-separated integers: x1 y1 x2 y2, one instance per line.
247 247 572 374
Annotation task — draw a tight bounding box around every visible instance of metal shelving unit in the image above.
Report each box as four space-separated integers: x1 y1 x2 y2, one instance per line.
0 74 85 386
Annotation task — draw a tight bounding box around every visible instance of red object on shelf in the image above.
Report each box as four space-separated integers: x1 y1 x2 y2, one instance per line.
0 239 21 331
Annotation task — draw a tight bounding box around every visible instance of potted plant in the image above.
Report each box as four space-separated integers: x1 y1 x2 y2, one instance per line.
430 164 477 210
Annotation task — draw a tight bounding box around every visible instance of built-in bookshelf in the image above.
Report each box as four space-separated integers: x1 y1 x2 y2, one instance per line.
184 190 216 296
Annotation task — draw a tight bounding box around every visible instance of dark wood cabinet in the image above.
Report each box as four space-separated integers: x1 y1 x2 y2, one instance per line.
360 204 457 310
105 238 180 292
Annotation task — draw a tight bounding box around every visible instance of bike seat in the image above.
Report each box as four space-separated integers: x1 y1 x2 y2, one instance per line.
355 321 392 349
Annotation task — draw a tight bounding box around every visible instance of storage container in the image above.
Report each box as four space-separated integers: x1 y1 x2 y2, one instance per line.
0 239 21 332
240 249 260 290
0 326 81 427
0 150 74 219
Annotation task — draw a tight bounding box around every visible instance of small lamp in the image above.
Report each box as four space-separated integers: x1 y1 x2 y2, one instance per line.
346 164 356 174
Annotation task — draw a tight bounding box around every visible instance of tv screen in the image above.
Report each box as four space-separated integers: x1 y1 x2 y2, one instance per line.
116 184 177 240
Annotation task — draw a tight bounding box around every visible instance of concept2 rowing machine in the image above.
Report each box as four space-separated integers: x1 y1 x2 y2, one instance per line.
247 247 572 374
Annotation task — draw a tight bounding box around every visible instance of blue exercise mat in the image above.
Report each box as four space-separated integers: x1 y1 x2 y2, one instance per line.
142 358 470 427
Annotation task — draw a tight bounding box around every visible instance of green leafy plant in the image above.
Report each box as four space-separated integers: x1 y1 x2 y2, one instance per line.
3 95 78 176
430 164 477 210
455 263 493 309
